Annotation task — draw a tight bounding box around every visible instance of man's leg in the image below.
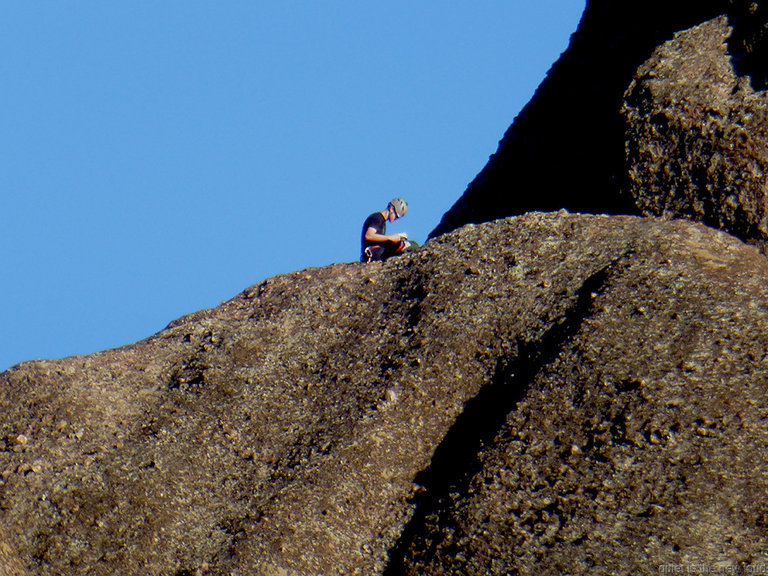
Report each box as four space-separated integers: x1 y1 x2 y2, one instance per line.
382 240 406 260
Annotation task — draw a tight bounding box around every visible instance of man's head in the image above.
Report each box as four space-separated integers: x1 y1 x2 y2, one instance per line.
387 198 408 221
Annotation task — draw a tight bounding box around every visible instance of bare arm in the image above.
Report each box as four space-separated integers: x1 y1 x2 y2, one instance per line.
365 227 403 243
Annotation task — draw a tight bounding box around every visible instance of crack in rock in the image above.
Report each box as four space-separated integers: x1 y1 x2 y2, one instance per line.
384 251 633 574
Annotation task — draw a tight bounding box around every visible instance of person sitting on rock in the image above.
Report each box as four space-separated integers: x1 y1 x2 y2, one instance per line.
361 198 409 262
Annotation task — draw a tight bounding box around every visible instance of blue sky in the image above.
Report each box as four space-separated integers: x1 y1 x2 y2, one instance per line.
2 1 585 371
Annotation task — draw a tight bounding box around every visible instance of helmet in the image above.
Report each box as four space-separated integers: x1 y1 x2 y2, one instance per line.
389 198 408 218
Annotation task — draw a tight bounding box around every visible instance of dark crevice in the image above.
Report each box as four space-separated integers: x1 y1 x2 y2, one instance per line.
394 266 430 331
384 253 632 574
728 1 768 91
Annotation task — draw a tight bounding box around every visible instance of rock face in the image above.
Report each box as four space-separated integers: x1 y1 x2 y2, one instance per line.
398 217 768 575
2 213 768 575
623 16 768 248
430 0 768 247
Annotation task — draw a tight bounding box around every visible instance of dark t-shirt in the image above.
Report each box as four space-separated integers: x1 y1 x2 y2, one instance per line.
361 212 386 255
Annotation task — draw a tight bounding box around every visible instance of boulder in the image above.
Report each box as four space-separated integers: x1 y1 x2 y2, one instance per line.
622 16 768 250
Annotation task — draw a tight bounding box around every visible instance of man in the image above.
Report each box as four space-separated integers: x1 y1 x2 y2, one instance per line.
361 198 409 262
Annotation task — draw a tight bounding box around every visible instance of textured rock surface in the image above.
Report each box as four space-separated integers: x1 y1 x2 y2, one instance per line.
398 218 768 574
430 0 768 245
623 16 768 248
2 213 768 575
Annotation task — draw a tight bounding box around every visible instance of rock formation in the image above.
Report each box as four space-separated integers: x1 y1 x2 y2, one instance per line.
3 1 768 575
2 214 768 575
430 0 768 249
396 216 768 575
623 16 768 248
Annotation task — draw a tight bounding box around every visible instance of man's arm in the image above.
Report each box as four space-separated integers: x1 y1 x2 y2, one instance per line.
365 227 404 244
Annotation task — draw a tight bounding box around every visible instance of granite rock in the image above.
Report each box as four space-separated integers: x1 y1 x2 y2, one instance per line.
622 16 768 249
2 214 768 574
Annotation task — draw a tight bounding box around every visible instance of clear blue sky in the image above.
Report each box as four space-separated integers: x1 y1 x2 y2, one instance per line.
2 1 585 371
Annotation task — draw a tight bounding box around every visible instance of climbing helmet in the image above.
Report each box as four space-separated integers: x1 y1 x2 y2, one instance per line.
389 198 408 218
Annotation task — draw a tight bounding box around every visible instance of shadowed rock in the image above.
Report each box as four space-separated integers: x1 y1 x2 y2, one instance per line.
430 0 768 247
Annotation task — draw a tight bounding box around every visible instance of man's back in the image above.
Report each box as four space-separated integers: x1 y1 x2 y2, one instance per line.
361 212 386 254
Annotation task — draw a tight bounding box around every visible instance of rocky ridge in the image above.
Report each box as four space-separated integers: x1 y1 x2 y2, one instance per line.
2 213 768 575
